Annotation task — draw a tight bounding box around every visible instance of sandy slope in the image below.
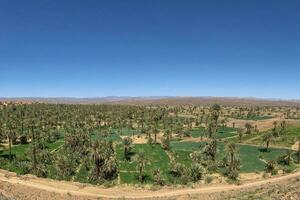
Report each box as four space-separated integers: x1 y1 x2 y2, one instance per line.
1 169 300 200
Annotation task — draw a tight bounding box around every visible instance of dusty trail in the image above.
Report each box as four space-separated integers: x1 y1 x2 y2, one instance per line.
1 169 300 199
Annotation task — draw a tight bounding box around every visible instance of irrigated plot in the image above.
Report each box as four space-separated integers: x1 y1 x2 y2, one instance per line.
116 143 170 184
188 127 237 139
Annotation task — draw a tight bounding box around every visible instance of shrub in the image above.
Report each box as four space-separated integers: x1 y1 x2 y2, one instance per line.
265 160 276 173
189 163 205 182
283 167 293 174
17 160 30 174
152 168 164 186
227 169 239 181
205 175 214 184
171 163 185 177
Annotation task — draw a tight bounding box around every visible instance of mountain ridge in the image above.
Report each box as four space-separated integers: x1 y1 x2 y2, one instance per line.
1 96 300 107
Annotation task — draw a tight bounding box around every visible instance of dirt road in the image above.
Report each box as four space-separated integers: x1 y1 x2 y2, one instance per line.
1 169 300 200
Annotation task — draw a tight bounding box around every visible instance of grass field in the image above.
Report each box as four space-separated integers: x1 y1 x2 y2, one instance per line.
0 139 65 175
116 143 170 184
227 125 300 148
170 141 297 173
189 127 237 139
231 115 274 121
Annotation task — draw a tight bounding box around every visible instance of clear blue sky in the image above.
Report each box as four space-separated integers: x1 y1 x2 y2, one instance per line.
1 0 300 99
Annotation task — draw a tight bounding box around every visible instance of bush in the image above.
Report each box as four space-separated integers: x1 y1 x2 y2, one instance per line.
227 169 239 181
152 168 164 186
271 169 278 176
181 171 190 185
283 167 293 174
19 135 28 144
17 160 30 174
189 163 205 182
206 160 218 172
205 175 214 184
262 173 270 178
161 135 170 150
171 163 185 177
265 160 276 173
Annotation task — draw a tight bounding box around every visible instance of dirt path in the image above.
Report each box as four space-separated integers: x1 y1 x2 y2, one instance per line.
1 169 300 199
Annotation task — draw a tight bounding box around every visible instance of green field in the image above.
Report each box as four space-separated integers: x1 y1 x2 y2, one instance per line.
227 125 300 148
1 129 298 185
116 144 170 184
189 127 237 139
232 115 274 121
170 141 296 173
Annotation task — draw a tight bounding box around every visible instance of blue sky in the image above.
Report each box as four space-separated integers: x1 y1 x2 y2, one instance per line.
1 0 300 99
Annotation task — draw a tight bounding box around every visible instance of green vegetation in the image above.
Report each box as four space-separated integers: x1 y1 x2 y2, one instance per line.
0 103 299 186
116 144 170 183
189 127 237 139
170 141 297 173
233 115 273 121
229 125 300 148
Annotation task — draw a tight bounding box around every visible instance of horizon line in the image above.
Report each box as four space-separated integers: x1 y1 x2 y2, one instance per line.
1 96 300 101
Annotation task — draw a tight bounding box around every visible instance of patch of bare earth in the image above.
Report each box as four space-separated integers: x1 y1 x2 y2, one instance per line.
227 118 300 132
121 132 176 144
292 141 299 151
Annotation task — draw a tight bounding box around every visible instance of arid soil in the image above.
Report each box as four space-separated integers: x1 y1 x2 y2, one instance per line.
220 176 300 200
1 169 300 200
227 118 300 132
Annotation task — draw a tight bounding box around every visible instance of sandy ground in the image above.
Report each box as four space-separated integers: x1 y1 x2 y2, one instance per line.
1 169 300 200
292 141 299 151
227 118 300 132
121 132 176 144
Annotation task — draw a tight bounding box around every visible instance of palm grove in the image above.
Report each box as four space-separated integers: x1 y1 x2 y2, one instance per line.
0 103 299 185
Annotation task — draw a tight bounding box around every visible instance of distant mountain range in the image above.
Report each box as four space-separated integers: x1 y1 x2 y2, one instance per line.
1 96 300 107
0 96 173 104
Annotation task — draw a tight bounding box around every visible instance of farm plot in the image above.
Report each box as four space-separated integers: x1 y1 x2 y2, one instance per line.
170 141 296 173
231 115 274 121
188 127 237 139
116 144 170 184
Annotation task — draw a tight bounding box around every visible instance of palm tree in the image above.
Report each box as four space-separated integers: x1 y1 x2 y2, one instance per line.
225 142 239 170
153 168 163 185
265 160 276 173
161 133 170 150
135 151 148 183
298 137 300 164
206 121 215 138
224 142 240 180
29 118 39 173
153 127 159 144
279 121 287 136
211 104 221 126
238 129 243 143
189 163 205 182
204 139 217 161
280 150 294 165
90 140 117 182
263 132 273 152
123 137 133 161
6 115 17 161
245 123 252 134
